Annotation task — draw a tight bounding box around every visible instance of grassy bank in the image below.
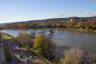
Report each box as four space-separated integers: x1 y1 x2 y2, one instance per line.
0 32 14 39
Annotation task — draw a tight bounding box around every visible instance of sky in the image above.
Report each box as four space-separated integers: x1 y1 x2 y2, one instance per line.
0 0 96 23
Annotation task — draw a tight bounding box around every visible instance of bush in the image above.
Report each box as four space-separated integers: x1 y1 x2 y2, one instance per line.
62 48 84 64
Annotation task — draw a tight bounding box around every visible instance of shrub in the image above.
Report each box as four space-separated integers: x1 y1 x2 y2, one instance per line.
62 48 84 64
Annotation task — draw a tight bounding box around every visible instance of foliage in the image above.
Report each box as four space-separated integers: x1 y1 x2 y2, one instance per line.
0 32 14 40
16 32 33 48
2 34 14 39
34 33 45 49
0 19 96 32
34 33 56 60
61 48 84 64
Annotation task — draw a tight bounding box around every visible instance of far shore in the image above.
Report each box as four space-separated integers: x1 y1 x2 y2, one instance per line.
0 28 96 33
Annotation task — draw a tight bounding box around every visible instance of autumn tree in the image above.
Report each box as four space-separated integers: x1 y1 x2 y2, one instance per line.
76 22 84 29
90 20 96 30
34 33 56 60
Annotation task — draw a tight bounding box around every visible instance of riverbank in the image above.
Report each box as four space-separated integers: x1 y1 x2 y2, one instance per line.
1 28 96 33
0 32 14 39
56 28 96 33
0 32 53 64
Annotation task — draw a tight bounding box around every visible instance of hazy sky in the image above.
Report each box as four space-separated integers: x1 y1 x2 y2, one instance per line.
0 0 96 23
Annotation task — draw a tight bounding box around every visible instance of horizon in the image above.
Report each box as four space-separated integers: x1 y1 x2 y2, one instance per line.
1 16 96 24
0 0 96 23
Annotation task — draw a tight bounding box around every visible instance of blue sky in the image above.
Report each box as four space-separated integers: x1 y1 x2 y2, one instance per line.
0 0 96 23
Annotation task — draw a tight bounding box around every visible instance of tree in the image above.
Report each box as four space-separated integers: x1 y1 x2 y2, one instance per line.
34 33 56 60
76 22 84 29
90 20 96 30
16 32 33 48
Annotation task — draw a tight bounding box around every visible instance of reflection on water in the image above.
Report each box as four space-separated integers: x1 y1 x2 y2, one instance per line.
1 29 96 57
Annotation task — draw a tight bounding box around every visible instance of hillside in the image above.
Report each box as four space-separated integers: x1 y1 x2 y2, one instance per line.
0 16 96 29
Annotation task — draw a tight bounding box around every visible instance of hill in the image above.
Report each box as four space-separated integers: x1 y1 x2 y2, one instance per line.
0 16 96 29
